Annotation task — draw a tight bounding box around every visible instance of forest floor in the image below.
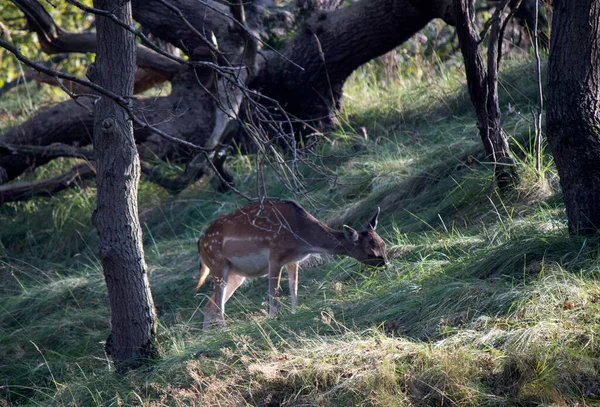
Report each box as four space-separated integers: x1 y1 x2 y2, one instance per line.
2 52 600 406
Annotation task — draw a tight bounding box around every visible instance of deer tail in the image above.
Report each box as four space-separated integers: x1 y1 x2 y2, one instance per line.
196 261 210 292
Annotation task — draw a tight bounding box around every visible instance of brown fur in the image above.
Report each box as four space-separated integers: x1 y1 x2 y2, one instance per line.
196 199 387 329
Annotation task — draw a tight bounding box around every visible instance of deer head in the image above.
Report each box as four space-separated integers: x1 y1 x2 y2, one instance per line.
342 208 388 267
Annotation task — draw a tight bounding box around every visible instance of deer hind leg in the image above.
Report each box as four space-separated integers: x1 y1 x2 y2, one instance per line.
202 268 247 330
220 272 246 322
287 262 299 313
268 261 284 316
202 264 229 331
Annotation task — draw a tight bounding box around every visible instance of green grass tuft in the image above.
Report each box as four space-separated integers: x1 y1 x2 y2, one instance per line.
3 53 600 406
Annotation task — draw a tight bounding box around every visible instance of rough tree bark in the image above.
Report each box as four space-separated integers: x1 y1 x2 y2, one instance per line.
0 0 456 199
92 0 158 368
254 0 456 132
546 0 600 235
0 0 250 191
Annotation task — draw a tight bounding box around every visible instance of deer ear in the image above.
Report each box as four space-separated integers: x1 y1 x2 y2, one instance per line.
343 225 359 243
366 207 380 230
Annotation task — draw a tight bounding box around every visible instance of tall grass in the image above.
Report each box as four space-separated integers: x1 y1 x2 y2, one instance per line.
2 50 599 406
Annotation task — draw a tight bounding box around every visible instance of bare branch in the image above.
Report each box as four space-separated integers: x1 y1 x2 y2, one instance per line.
12 0 181 78
0 36 211 151
140 153 208 194
0 142 94 160
153 0 222 56
0 162 95 204
202 150 254 201
63 0 213 70
193 0 304 71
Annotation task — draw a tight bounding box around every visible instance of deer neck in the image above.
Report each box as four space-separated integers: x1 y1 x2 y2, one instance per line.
301 225 354 257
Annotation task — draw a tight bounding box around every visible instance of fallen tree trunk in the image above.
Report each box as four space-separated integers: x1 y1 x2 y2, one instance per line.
0 161 95 203
0 0 455 196
254 0 456 132
0 99 94 184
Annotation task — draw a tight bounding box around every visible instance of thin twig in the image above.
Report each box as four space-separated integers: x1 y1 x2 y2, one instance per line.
203 151 254 201
532 0 544 175
191 0 305 71
0 36 212 151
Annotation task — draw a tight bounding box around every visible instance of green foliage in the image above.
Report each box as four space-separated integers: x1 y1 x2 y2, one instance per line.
0 1 94 89
3 46 599 406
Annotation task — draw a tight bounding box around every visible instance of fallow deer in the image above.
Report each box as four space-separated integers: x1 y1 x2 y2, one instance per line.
196 199 387 329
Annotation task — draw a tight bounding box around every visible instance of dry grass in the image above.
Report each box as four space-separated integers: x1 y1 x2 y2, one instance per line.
3 51 600 406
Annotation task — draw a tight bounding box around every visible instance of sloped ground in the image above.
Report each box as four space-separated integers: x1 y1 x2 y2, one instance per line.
2 55 600 406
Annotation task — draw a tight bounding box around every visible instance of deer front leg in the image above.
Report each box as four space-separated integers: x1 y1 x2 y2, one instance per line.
268 262 284 316
202 293 219 331
287 262 299 313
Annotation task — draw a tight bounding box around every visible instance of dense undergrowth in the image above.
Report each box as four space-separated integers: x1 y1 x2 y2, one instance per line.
2 49 600 406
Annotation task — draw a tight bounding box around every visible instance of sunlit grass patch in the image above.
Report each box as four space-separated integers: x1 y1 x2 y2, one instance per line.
3 50 598 406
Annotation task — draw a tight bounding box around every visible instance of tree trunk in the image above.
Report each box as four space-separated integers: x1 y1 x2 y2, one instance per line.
0 0 455 195
256 0 455 132
93 0 158 368
455 0 518 189
546 0 600 235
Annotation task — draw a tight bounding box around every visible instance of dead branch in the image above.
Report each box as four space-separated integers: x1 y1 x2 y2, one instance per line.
0 139 234 195
0 162 95 204
0 36 211 152
12 0 181 79
15 67 169 94
139 150 233 195
64 0 218 69
0 142 94 160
